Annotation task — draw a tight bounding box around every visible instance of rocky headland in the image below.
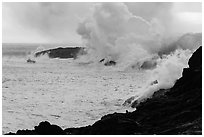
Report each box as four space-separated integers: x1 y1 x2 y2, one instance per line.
35 47 85 59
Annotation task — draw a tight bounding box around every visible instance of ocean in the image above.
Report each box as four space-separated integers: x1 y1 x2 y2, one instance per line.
2 43 148 134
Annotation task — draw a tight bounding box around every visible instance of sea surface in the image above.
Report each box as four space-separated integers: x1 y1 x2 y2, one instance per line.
2 43 148 134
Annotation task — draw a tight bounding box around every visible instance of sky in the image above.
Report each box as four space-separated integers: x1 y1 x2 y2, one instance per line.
2 2 202 44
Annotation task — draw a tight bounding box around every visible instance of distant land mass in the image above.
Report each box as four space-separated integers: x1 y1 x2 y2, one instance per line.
35 47 86 59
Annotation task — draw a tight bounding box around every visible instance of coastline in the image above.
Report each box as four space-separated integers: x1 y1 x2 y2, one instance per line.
5 46 202 135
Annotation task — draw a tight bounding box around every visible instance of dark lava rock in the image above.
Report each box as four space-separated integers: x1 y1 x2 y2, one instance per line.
104 60 116 66
188 46 202 69
27 58 36 63
34 121 65 135
35 47 86 59
5 121 66 135
99 58 116 66
5 47 202 135
99 58 105 63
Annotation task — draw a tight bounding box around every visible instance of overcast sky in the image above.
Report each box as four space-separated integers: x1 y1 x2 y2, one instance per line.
2 2 202 44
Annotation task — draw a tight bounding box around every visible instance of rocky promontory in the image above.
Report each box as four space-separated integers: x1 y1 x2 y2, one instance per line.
35 47 86 59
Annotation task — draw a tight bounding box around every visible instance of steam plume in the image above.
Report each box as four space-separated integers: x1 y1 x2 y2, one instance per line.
76 2 202 104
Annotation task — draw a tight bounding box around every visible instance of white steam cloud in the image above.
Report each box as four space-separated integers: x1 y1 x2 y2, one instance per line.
77 3 201 64
132 49 192 103
76 2 202 105
77 3 162 63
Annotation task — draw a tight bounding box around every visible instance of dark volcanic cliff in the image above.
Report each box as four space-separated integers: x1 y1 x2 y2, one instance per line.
35 47 85 59
6 46 202 135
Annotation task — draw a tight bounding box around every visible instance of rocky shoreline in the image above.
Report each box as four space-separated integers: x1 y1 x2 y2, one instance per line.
6 46 202 135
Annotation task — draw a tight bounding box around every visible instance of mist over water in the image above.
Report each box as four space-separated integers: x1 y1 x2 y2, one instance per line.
3 2 202 109
2 2 202 133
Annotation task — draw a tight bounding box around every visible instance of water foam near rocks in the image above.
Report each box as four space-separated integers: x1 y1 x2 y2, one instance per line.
2 2 202 135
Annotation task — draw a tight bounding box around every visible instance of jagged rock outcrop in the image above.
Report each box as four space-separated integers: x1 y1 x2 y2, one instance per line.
26 58 36 63
99 58 117 66
5 46 202 135
35 47 86 59
6 121 65 135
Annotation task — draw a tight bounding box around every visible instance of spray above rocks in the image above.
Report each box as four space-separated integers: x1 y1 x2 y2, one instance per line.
76 2 202 104
77 3 201 66
77 3 160 65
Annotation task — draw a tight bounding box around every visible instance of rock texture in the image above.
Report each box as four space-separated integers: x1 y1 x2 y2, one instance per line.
6 121 65 135
35 47 85 59
5 46 202 135
99 58 117 66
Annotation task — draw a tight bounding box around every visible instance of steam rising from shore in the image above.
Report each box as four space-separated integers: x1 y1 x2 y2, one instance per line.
77 3 201 64
76 3 202 104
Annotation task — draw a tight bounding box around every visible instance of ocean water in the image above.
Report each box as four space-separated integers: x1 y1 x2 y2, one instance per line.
2 43 148 134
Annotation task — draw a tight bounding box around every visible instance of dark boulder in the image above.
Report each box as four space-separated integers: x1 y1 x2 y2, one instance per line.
6 121 65 135
99 58 116 66
34 121 65 135
104 61 116 66
99 58 105 63
27 58 36 63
